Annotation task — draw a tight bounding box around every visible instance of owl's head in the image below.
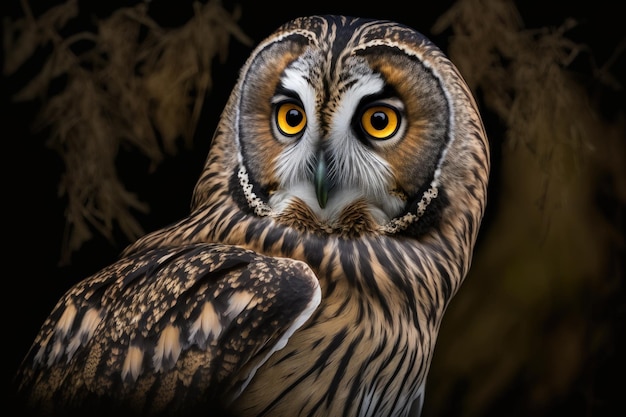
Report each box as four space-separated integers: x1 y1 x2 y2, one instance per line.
194 15 487 239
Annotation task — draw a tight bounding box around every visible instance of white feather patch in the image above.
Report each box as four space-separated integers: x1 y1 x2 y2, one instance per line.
45 303 78 364
224 291 254 319
269 182 403 225
55 303 77 337
66 307 101 359
188 301 222 344
152 324 182 371
227 266 322 402
122 345 144 382
48 340 64 366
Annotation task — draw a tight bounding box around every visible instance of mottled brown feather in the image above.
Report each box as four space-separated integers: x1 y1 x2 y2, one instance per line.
14 14 489 417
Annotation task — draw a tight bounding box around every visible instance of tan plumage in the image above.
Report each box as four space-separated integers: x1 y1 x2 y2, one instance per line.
14 15 489 417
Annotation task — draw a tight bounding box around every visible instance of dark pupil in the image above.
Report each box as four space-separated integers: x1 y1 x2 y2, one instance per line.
286 109 303 127
371 112 388 130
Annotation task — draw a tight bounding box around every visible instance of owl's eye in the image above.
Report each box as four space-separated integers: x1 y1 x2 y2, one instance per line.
275 101 307 137
360 105 400 140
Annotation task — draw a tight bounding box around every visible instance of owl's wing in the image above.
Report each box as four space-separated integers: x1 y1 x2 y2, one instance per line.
15 243 321 416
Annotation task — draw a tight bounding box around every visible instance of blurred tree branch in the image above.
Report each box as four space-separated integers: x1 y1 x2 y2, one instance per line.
427 1 625 415
3 0 252 264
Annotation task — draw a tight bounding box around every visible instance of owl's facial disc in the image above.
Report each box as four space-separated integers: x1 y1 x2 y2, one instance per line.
236 34 450 235
263 57 408 230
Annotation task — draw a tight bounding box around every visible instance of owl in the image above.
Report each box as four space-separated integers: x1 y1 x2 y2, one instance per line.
14 15 489 417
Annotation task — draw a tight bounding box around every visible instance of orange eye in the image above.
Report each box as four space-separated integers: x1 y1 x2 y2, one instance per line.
360 105 399 140
276 102 307 137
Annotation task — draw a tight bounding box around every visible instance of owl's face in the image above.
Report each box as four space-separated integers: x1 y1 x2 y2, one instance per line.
231 16 451 235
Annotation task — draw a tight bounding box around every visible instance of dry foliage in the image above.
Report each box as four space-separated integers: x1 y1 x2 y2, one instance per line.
427 0 625 415
4 1 624 413
4 0 252 264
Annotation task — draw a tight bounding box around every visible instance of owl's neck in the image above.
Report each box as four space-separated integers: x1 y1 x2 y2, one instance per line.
126 109 488 320
128 173 459 328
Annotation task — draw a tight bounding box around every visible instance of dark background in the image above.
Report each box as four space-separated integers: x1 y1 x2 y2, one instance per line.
3 1 625 415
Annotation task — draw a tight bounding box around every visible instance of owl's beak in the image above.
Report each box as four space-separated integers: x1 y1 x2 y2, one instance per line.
315 150 329 209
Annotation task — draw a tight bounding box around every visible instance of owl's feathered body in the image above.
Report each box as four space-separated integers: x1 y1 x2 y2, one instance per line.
15 15 489 417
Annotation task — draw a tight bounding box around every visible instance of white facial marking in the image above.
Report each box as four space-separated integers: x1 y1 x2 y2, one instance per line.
270 61 405 224
327 71 394 196
273 54 320 186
